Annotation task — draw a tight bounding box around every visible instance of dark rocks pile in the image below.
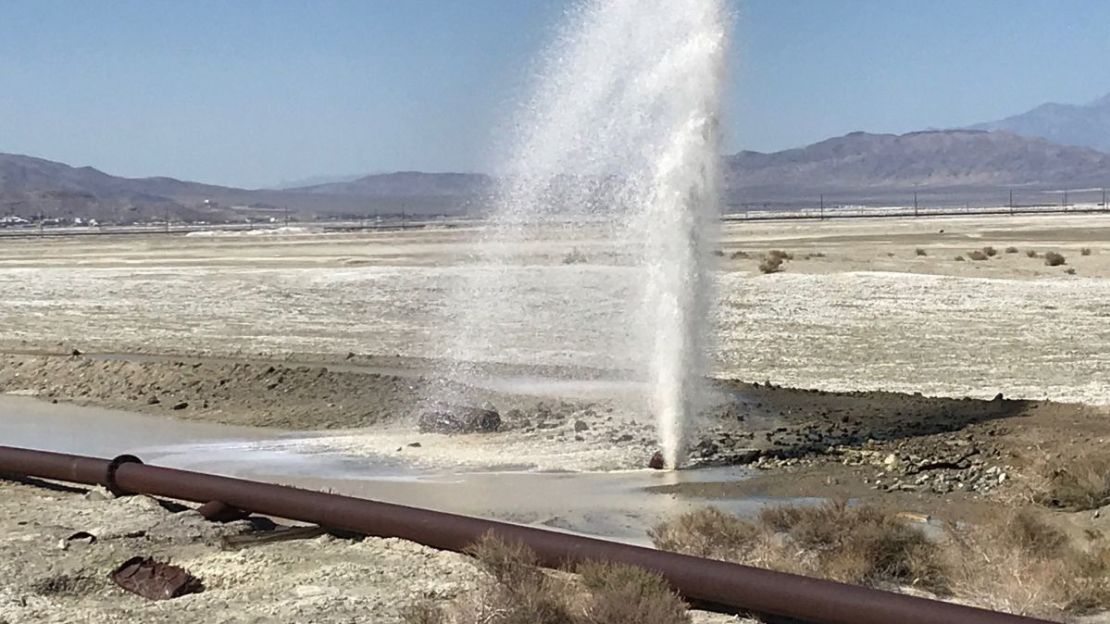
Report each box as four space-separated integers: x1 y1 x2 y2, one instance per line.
417 405 501 434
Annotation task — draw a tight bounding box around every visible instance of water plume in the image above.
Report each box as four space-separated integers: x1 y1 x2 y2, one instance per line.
442 0 729 469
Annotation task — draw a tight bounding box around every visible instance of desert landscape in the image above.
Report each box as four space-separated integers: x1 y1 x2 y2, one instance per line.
2 213 1108 622
7 1 1110 622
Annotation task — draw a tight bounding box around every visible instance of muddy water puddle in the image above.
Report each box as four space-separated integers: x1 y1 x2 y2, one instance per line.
0 394 807 543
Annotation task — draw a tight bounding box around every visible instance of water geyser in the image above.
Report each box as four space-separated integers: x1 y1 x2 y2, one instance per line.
443 0 729 469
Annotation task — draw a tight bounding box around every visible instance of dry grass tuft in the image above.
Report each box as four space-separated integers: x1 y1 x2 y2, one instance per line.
915 248 927 256
729 250 750 260
1026 249 1039 258
954 255 965 261
946 510 1110 618
1005 246 1019 254
759 254 786 274
767 249 793 261
576 561 690 624
402 601 448 624
983 246 999 257
562 248 589 264
651 502 945 592
1032 453 1110 511
967 250 989 261
1081 247 1093 256
649 506 761 561
407 533 688 624
652 504 1110 620
1044 251 1067 266
466 531 546 586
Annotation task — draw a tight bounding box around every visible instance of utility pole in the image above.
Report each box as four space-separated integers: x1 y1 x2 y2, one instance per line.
1063 190 1068 210
913 192 918 217
1103 187 1107 208
819 194 824 220
1009 190 1014 216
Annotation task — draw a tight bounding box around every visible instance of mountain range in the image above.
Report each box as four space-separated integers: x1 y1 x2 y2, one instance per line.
971 93 1110 153
6 92 1110 222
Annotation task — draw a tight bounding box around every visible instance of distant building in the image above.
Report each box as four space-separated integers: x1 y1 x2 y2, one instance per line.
0 215 29 227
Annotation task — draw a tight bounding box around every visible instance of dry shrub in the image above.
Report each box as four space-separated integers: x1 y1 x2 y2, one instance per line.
946 511 1110 618
983 246 998 257
1002 510 1068 558
466 531 545 587
458 533 571 624
651 502 945 593
967 250 989 261
1044 251 1066 266
408 533 687 624
1065 268 1076 275
758 254 785 274
1005 246 1019 254
402 601 447 624
954 255 966 262
1032 453 1110 511
758 501 945 591
576 561 689 624
563 248 588 264
711 250 724 257
1026 249 1039 258
729 250 750 260
1081 247 1092 256
915 248 927 256
653 504 1110 620
648 506 761 561
767 249 793 261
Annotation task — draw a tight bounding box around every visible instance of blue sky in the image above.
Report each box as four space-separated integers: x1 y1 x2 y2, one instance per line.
2 0 1109 188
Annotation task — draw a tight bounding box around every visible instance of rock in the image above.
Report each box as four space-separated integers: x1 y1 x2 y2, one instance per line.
648 451 665 470
573 419 589 432
418 405 501 434
407 442 422 448
84 486 114 501
147 396 160 405
172 402 188 410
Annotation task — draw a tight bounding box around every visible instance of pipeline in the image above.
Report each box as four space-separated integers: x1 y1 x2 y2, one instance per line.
0 445 1049 624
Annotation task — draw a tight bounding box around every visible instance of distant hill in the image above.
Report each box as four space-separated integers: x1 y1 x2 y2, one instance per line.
291 171 492 197
0 153 485 223
0 153 237 222
7 127 1110 222
971 93 1110 153
269 173 362 190
725 129 1110 206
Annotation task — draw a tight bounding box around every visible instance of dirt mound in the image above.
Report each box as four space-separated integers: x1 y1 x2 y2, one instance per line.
0 354 425 429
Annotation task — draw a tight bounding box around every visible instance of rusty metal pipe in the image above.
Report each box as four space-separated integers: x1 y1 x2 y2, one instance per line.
0 445 1049 624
